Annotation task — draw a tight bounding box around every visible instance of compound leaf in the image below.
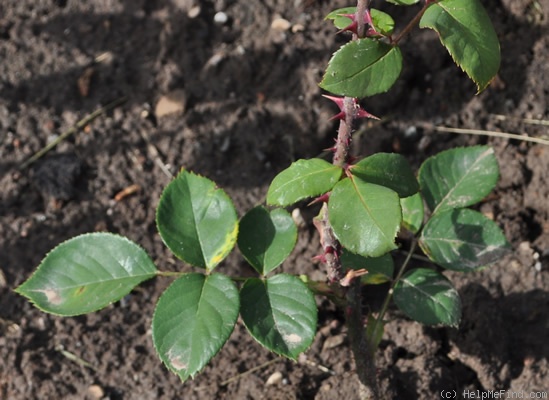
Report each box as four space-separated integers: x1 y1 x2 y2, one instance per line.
238 207 297 275
418 146 499 214
394 268 461 326
420 208 510 271
267 158 342 206
329 177 401 258
320 38 402 98
15 233 157 316
420 0 500 92
240 274 317 360
152 273 239 381
156 170 238 271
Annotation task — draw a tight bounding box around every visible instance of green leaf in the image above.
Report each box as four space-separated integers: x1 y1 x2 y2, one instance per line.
419 208 510 271
240 274 317 360
370 9 396 36
267 158 343 206
238 207 297 275
340 251 394 284
400 192 425 234
385 0 419 5
394 268 461 326
152 273 239 381
15 233 157 316
351 153 419 198
319 38 402 98
328 177 401 258
156 170 238 271
325 8 395 36
418 146 499 214
420 0 500 93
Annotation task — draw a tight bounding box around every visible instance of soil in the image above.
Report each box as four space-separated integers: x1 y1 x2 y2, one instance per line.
1 0 548 399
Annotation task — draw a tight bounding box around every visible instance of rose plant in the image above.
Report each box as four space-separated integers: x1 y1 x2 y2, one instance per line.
16 0 507 398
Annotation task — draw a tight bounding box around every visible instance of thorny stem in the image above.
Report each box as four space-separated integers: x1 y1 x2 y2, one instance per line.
355 0 370 39
320 1 380 398
332 97 357 168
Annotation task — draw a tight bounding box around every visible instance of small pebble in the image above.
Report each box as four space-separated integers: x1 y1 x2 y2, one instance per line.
271 18 292 31
291 23 305 33
404 125 417 138
87 384 104 399
266 371 283 386
188 5 201 18
155 90 186 118
214 11 228 25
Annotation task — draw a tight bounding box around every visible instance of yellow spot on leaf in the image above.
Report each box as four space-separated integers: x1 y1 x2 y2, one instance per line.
208 223 238 269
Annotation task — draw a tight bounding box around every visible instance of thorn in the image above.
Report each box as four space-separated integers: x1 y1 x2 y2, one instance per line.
329 111 346 121
308 192 331 206
357 108 380 120
312 254 326 263
323 95 379 121
322 94 345 109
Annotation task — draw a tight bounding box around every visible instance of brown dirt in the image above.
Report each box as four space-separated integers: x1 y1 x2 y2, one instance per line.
1 0 548 399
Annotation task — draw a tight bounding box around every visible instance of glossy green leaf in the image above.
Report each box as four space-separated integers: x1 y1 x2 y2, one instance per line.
419 146 499 214
156 170 238 271
394 268 461 326
419 208 510 271
340 251 394 284
400 192 424 234
267 158 343 206
385 0 419 5
238 207 297 275
240 274 317 360
320 38 402 98
328 177 401 258
325 7 395 36
420 0 500 93
351 153 419 198
15 233 157 316
152 273 239 381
